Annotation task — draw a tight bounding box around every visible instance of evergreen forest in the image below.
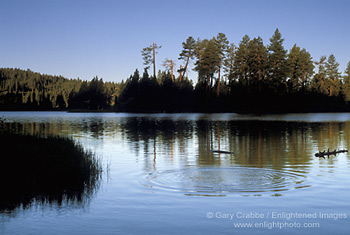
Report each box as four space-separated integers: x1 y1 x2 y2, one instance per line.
1 29 350 113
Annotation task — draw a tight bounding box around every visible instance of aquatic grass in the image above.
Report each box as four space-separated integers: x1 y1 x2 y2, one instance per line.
0 131 102 212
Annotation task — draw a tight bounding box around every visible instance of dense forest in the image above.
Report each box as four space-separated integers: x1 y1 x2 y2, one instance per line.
0 68 118 110
1 29 350 113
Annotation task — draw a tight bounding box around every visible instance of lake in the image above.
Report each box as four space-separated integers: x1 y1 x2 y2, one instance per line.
1 112 350 234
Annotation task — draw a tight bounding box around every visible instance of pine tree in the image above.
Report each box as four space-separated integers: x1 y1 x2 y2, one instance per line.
194 39 220 92
215 33 229 97
299 49 314 89
179 36 196 80
287 45 314 91
314 56 327 74
234 35 250 86
141 42 161 78
162 59 176 81
247 37 268 86
268 28 288 88
325 54 341 96
223 43 235 84
194 38 209 82
311 56 327 94
287 44 301 89
343 61 350 101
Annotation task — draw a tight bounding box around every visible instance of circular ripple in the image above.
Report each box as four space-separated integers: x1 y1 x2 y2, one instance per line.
143 167 309 195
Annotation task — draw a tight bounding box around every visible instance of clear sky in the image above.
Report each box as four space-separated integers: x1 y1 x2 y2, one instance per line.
1 0 349 82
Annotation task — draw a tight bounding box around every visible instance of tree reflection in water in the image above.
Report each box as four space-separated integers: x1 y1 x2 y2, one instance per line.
3 115 350 197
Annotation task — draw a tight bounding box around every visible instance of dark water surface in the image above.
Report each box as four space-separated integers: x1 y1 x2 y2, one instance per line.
1 112 350 234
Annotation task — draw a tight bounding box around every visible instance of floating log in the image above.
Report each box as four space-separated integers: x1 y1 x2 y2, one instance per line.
315 149 348 158
210 150 234 154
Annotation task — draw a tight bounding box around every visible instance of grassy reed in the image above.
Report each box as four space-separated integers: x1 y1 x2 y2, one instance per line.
0 130 102 212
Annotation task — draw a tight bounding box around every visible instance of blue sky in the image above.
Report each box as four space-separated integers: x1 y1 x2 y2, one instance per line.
1 0 349 82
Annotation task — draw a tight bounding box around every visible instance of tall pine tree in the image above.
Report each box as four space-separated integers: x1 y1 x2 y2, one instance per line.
233 35 250 86
311 56 327 94
287 45 314 91
179 36 196 81
268 28 288 90
325 54 341 96
194 39 220 92
343 61 350 101
223 43 236 84
215 33 229 97
141 42 161 78
247 37 268 88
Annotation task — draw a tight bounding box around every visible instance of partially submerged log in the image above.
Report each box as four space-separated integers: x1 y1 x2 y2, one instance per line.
315 149 348 159
210 150 234 154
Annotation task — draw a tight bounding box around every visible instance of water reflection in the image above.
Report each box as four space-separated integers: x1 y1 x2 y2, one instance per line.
120 119 349 168
119 117 349 195
2 113 350 196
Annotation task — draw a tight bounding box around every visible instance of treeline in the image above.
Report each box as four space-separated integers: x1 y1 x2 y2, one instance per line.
0 68 118 110
118 69 195 112
1 29 350 112
119 29 350 112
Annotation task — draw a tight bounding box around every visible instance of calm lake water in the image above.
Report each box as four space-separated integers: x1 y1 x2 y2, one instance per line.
1 112 350 234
